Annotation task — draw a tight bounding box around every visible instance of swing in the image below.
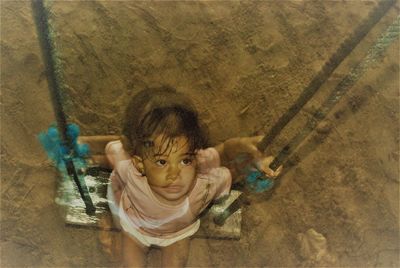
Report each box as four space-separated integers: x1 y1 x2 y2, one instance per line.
32 0 398 238
32 0 243 239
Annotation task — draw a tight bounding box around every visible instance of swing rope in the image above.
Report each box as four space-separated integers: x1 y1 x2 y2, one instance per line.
258 0 396 170
270 15 400 170
31 0 96 215
216 9 399 226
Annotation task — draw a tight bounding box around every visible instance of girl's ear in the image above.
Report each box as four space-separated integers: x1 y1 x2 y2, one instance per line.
132 155 145 176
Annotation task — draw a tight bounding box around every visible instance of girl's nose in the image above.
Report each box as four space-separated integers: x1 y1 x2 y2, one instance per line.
167 164 180 181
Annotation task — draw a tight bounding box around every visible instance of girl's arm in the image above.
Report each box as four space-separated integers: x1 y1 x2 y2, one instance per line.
214 136 263 165
79 136 128 204
214 136 282 183
78 135 121 169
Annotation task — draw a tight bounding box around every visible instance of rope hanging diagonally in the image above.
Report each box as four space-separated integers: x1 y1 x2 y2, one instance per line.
215 14 399 227
270 15 400 170
257 0 396 162
31 0 96 215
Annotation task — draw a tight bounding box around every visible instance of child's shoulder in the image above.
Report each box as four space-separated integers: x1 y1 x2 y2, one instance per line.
105 140 131 169
196 147 221 173
105 140 122 152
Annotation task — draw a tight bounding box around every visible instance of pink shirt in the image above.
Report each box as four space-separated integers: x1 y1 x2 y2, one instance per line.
106 140 232 238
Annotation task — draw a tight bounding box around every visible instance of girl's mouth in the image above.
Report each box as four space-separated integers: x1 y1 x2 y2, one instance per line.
164 185 183 193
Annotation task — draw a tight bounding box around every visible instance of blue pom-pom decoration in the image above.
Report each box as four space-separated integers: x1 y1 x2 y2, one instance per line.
47 127 59 140
60 145 69 156
246 170 262 184
38 123 90 175
76 143 90 157
67 123 80 141
246 170 274 193
255 178 274 192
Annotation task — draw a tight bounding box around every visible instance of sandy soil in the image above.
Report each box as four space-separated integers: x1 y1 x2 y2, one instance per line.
1 1 399 267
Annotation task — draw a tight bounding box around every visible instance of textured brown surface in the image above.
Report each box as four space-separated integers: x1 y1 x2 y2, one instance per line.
1 1 399 266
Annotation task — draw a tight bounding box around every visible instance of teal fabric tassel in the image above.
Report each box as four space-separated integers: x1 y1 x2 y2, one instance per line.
38 123 89 175
234 153 274 193
245 169 274 193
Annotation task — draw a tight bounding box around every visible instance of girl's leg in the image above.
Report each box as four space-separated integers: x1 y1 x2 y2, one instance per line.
161 237 190 267
98 214 121 261
122 232 149 267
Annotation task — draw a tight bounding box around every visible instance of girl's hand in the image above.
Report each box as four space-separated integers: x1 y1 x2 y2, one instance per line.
256 156 283 179
218 135 283 183
236 136 283 179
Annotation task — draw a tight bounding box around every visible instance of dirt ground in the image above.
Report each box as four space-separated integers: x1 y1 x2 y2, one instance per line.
1 0 399 267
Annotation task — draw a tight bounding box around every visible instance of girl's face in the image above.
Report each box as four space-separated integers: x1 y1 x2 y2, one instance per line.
139 135 197 205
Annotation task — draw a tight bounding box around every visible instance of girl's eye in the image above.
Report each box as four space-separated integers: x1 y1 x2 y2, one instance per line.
155 159 167 166
181 158 193 165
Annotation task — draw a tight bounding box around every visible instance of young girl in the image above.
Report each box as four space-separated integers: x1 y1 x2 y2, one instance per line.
83 86 282 267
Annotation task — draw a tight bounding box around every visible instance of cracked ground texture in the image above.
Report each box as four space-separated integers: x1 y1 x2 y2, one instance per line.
1 1 399 267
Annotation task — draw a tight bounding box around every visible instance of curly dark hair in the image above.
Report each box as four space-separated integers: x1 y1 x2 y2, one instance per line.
121 86 209 158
